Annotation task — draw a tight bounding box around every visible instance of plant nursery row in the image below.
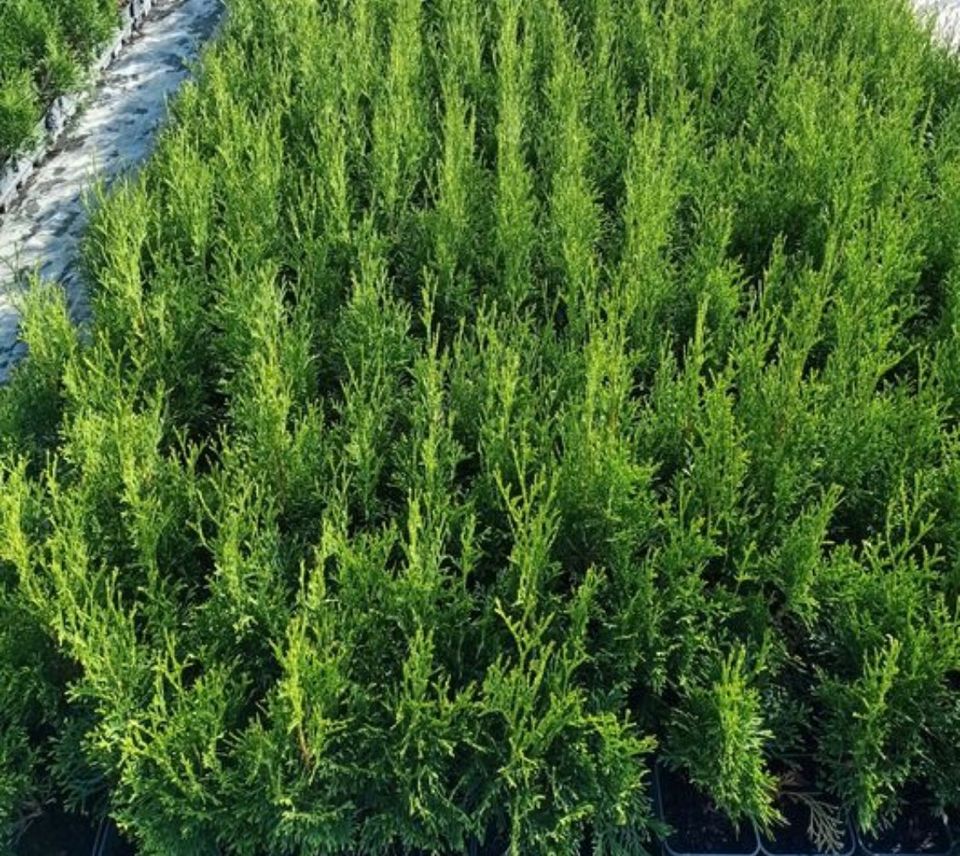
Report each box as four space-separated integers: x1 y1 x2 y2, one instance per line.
0 0 121 162
2 0 960 853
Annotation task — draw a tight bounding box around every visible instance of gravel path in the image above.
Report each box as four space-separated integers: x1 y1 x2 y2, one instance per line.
0 0 221 383
915 0 960 47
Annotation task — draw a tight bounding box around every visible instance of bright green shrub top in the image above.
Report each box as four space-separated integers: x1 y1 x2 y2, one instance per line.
0 0 119 161
2 0 960 852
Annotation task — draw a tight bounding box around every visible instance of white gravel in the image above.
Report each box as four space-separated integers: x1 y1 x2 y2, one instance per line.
0 0 221 383
915 0 960 47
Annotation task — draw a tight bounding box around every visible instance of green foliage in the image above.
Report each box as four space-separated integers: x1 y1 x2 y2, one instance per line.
2 0 960 851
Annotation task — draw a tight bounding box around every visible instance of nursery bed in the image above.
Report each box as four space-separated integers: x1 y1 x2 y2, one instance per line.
2 0 960 853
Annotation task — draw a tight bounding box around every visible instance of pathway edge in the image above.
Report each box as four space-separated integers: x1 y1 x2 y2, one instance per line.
0 0 156 215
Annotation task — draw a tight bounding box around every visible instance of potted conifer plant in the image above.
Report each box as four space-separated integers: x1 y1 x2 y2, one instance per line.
655 649 780 856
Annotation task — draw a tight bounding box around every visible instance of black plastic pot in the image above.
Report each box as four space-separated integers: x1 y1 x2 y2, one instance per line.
89 819 135 856
654 764 761 856
759 758 855 856
857 787 954 856
759 799 855 856
12 810 133 856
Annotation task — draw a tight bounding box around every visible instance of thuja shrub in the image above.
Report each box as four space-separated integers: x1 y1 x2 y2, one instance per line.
2 0 960 852
0 0 119 160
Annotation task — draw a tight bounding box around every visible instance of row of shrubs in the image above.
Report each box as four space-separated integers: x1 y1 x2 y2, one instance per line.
2 0 960 852
0 0 120 162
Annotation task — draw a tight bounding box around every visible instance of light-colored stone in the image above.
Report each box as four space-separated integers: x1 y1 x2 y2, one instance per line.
0 157 34 213
915 0 960 48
